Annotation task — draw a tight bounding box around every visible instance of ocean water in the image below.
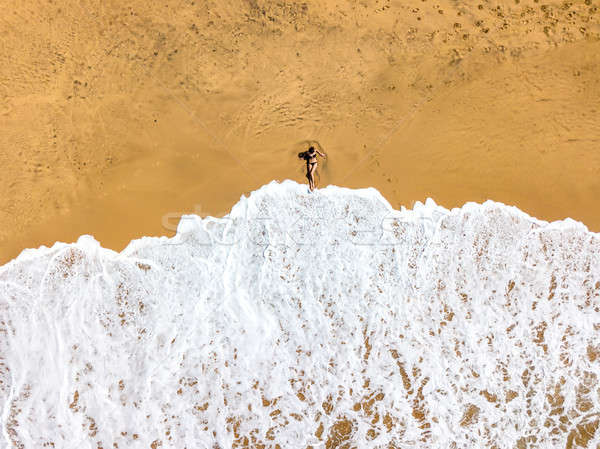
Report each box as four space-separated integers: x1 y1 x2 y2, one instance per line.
1 180 599 449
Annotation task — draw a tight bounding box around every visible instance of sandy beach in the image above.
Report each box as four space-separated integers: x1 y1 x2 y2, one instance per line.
1 0 599 264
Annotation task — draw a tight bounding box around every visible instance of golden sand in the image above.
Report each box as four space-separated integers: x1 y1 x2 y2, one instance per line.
1 0 599 264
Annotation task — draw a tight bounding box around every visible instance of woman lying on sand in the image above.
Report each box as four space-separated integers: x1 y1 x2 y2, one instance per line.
298 146 326 191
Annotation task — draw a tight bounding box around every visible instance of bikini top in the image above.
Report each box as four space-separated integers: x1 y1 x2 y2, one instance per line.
299 150 317 161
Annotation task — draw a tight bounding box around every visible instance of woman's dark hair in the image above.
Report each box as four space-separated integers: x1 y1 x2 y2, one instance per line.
299 146 317 160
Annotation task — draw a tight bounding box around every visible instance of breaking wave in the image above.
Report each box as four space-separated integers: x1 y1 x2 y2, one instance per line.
1 180 599 448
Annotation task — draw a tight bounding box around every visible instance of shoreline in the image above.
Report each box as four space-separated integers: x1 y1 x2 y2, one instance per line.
3 180 596 267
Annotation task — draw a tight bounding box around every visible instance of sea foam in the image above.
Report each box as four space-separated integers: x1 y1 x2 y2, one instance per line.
1 180 599 448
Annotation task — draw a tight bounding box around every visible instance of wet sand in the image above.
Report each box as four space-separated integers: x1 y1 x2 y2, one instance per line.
1 0 600 264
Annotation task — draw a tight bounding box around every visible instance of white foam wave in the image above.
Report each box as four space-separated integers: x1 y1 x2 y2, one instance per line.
1 180 599 448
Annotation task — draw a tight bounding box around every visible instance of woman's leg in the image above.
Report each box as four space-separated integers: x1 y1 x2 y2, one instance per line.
306 164 313 190
309 163 317 190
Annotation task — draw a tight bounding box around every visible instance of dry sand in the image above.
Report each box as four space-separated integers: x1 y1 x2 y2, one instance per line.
1 0 600 264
